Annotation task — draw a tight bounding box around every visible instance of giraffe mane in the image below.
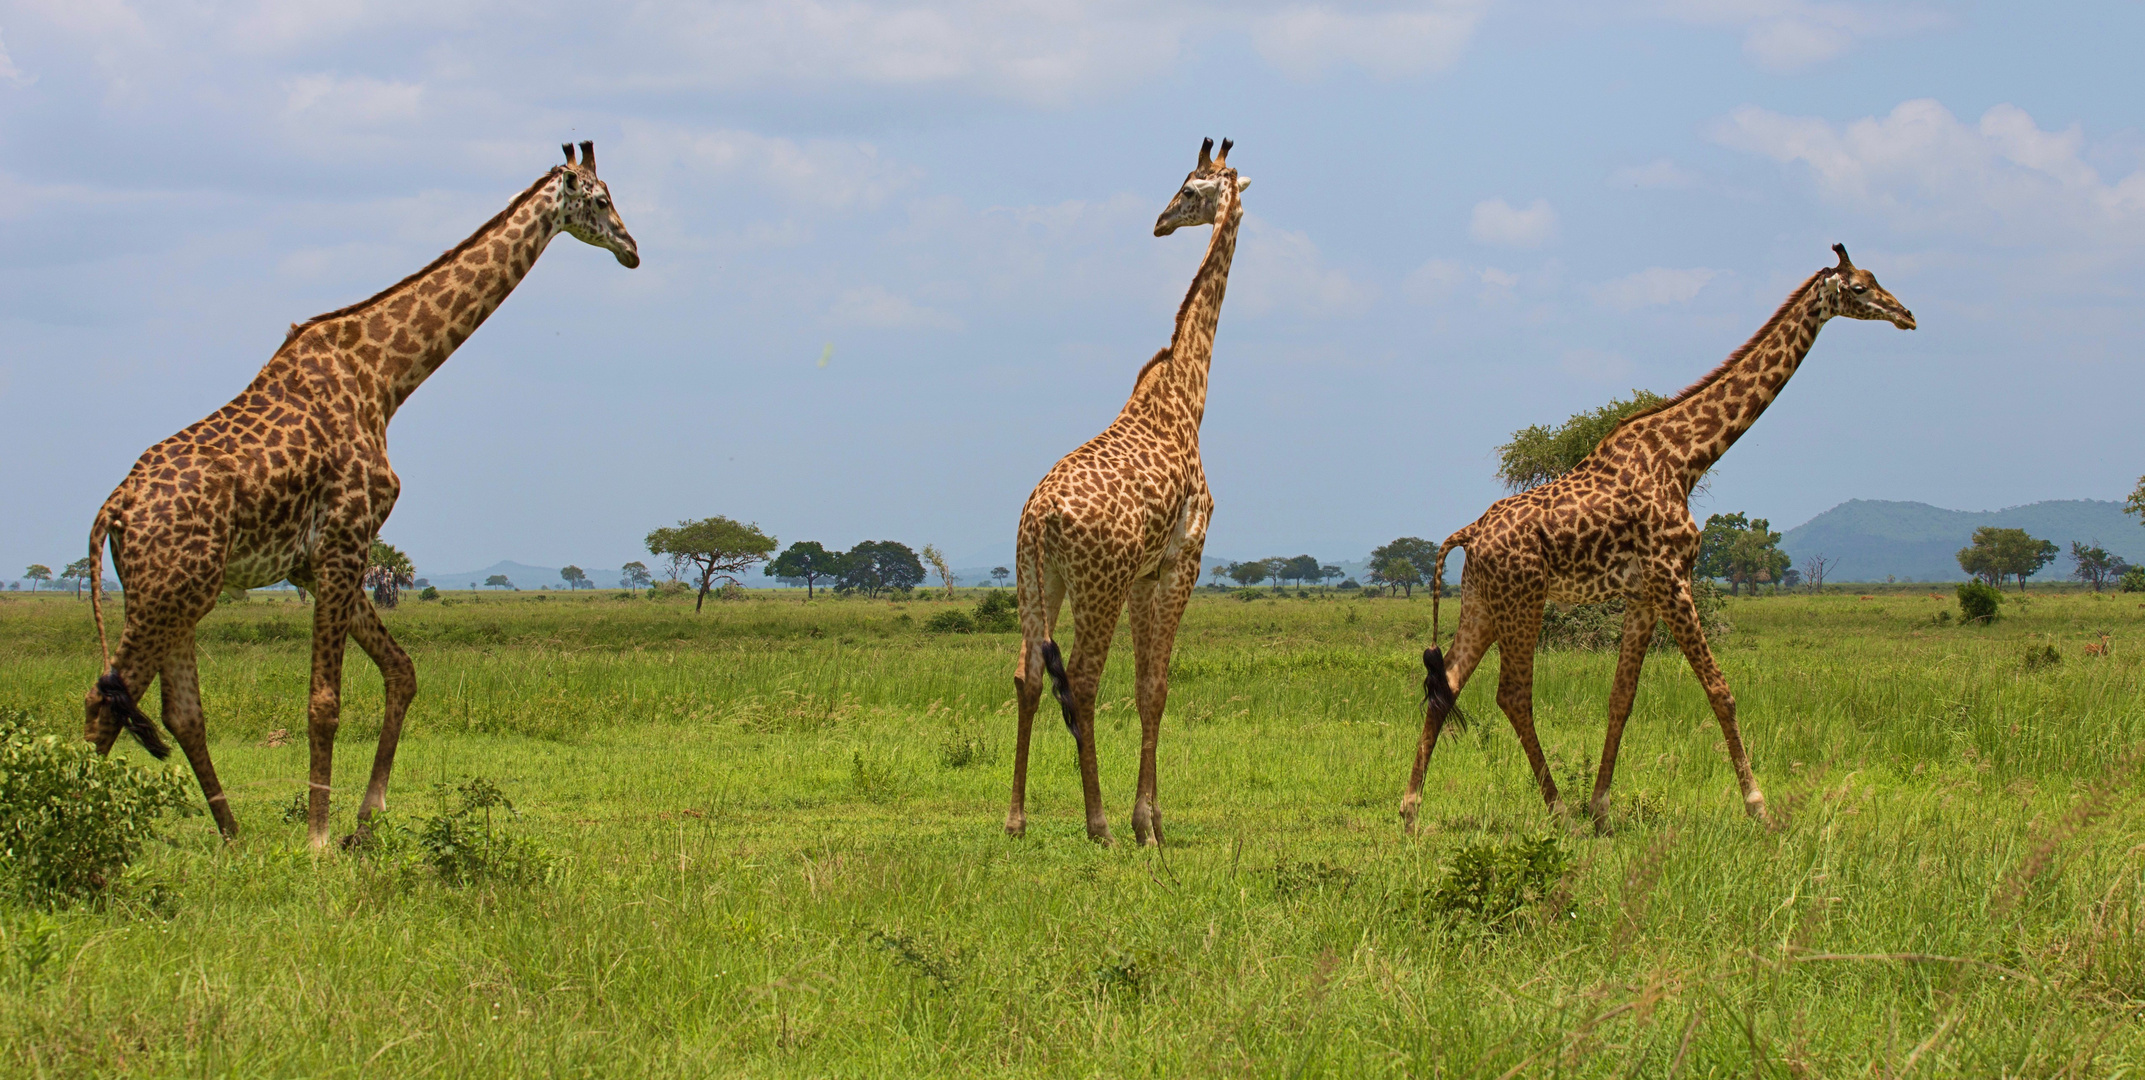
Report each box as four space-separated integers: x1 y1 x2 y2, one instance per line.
1130 348 1170 393
283 166 567 341
1593 268 1827 444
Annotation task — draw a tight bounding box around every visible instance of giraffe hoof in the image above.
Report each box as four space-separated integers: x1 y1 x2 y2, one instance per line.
1004 818 1027 839
1087 828 1115 848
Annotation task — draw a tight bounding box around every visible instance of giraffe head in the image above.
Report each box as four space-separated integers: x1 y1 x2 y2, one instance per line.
1154 137 1249 237
1816 243 1913 329
554 141 640 268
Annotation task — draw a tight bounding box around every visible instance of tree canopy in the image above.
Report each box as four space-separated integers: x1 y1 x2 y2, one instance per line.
619 561 653 589
364 541 415 607
766 541 843 600
1368 537 1440 596
834 540 925 598
23 565 50 590
484 574 513 589
2070 541 2128 592
1957 527 2059 591
647 517 777 612
1694 513 1788 594
1225 561 1266 587
1494 390 1669 492
59 557 95 597
1369 556 1422 597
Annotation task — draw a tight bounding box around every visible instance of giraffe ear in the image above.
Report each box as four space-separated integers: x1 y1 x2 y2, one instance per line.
562 143 576 165
1197 137 1213 170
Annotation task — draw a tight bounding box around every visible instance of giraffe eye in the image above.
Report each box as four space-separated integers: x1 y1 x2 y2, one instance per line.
1851 284 1866 294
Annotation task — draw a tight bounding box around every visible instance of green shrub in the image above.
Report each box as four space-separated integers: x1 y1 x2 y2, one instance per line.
0 710 196 908
971 590 1018 632
647 581 691 600
1539 579 1731 651
370 777 552 888
1958 581 2003 624
1426 835 1570 928
2123 567 2145 593
1233 588 1264 602
2023 643 2063 672
923 609 976 633
418 586 440 601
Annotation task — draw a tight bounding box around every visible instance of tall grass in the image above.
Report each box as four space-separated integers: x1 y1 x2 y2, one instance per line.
2 586 2143 1075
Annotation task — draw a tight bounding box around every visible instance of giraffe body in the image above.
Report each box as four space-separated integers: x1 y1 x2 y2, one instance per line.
1006 139 1247 847
84 143 638 848
1401 246 1915 834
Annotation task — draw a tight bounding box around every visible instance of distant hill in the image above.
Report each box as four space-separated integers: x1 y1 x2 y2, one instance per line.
421 561 635 590
1780 499 2143 583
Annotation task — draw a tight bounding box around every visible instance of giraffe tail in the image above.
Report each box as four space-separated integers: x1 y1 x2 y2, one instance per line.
1039 640 1077 744
95 673 169 761
1422 526 1473 731
88 505 115 670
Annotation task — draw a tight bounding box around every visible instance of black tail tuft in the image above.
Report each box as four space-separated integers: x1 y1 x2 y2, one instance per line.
1422 647 1467 732
96 672 170 760
1039 640 1078 744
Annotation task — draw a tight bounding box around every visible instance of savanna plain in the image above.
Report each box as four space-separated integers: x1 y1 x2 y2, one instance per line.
4 583 2145 1077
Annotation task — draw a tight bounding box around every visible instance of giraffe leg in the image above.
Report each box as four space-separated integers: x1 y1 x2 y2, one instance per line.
84 649 162 756
1006 559 1063 839
1068 588 1128 846
1493 614 1565 818
1591 601 1656 834
160 636 240 839
1402 589 1494 833
1126 547 1198 847
349 599 416 830
1653 576 1768 825
304 563 362 851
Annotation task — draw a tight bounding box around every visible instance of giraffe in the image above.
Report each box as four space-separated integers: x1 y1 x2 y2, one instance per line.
82 142 639 849
1401 245 1914 834
1004 138 1248 847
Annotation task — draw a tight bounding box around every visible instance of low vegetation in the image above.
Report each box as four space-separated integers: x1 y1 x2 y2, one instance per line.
1 586 2143 1074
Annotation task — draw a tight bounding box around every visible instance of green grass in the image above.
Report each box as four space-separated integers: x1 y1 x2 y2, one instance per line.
4 585 2145 1076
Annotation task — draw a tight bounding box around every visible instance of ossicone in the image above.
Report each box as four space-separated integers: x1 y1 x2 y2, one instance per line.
1216 138 1233 166
562 142 577 165
1197 137 1213 169
1832 242 1852 269
579 140 596 172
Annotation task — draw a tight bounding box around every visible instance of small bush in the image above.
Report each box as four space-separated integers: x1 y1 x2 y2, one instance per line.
2023 643 2063 672
647 581 691 600
418 586 440 601
938 736 993 769
971 590 1018 632
1337 578 1360 590
397 777 551 888
2123 567 2145 593
923 609 976 633
1233 588 1264 603
1539 579 1731 651
0 710 196 908
1958 581 2003 624
1425 835 1571 928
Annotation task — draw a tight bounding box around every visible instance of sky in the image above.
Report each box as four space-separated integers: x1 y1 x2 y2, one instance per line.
2 0 2141 578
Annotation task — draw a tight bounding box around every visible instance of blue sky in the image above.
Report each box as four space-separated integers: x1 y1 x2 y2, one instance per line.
3 1 2140 576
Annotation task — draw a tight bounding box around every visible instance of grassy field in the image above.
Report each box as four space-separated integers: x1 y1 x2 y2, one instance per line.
4 583 2145 1076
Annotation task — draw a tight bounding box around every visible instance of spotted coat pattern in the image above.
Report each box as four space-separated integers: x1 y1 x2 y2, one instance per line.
82 143 638 848
1005 140 1246 847
1400 246 1916 833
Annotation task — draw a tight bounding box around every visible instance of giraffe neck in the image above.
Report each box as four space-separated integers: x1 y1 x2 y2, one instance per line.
1125 186 1243 432
304 169 568 420
1658 277 1831 488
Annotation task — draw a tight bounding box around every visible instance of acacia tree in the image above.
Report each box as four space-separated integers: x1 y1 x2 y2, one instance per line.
60 557 96 598
1495 390 1671 492
991 566 1010 587
2128 475 2145 527
485 574 514 590
1957 527 2059 591
1319 563 1343 590
1279 555 1321 589
1369 556 1422 598
2071 541 2126 592
1368 538 1438 596
834 541 925 598
364 541 415 608
22 564 50 592
619 561 653 589
560 565 590 590
646 517 777 612
1226 561 1267 587
766 541 841 600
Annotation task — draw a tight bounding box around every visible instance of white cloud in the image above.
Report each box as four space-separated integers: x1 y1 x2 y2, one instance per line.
1231 216 1377 318
1401 258 1466 304
1647 1 1947 72
1589 267 1720 310
1250 2 1486 81
626 122 916 211
830 284 961 330
1469 198 1556 248
0 27 34 85
1714 99 2145 246
1607 159 1697 190
282 75 424 125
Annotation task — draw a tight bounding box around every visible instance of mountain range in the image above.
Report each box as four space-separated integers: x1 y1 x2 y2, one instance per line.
1779 499 2142 583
